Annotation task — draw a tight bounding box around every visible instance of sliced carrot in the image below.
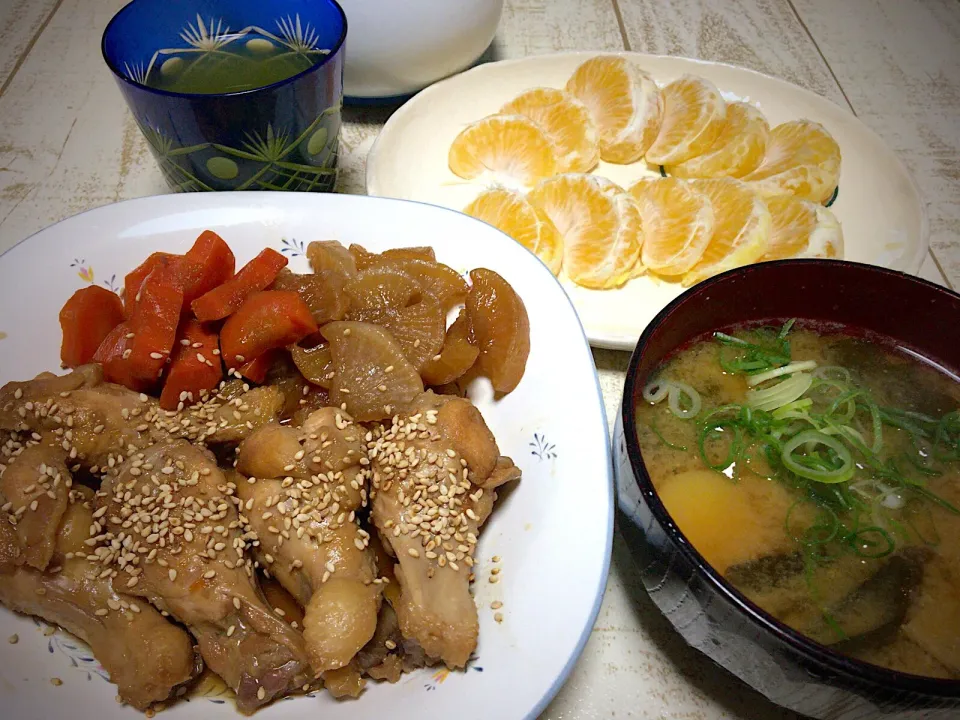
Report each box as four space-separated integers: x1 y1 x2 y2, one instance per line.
126 269 183 383
179 230 236 303
59 286 125 368
220 291 317 370
159 319 223 410
191 248 288 322
124 252 177 315
237 349 284 385
92 322 152 392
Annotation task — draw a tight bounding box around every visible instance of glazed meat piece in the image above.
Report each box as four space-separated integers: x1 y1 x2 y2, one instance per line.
0 480 197 710
0 367 284 468
0 365 164 469
236 408 381 692
0 444 71 570
368 391 519 668
91 441 312 712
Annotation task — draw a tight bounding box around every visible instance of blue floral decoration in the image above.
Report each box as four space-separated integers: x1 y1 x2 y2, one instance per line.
280 237 306 257
530 433 557 461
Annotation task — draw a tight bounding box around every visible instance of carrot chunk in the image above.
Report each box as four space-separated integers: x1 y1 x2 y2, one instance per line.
191 248 288 322
126 269 183 383
179 230 236 303
59 286 125 368
237 349 284 385
159 319 223 410
92 322 151 392
123 252 177 315
220 291 317 371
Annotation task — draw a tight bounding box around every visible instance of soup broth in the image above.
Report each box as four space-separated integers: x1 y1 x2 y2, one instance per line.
635 321 960 679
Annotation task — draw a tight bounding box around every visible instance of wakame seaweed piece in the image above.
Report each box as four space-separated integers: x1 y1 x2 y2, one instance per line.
725 552 806 591
802 548 930 649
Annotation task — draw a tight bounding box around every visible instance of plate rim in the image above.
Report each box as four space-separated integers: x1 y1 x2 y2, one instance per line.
0 191 615 720
364 50 931 352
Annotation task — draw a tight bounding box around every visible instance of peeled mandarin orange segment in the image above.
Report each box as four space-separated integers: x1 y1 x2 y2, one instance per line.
290 340 334 388
463 187 563 275
421 309 480 387
741 120 841 204
348 293 446 371
320 321 423 421
761 195 843 262
270 267 350 325
681 179 772 287
501 87 600 173
565 56 663 164
645 75 726 166
528 174 642 289
448 114 558 186
668 102 770 179
344 267 422 311
628 177 713 276
307 240 358 280
374 257 469 312
467 269 530 394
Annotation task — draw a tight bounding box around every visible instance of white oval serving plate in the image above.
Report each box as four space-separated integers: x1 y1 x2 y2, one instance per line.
365 51 929 351
0 192 612 720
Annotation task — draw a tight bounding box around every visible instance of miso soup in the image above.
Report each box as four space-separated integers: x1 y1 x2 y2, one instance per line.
635 320 960 679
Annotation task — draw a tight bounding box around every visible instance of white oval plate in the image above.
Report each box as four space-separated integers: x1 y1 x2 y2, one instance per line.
0 193 612 720
366 51 929 351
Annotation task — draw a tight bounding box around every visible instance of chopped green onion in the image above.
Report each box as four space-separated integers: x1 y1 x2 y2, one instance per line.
781 430 855 484
667 381 701 419
746 360 818 387
747 372 814 411
642 379 670 404
649 416 688 451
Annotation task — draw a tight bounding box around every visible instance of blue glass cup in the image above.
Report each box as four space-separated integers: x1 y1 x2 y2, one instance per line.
102 0 347 192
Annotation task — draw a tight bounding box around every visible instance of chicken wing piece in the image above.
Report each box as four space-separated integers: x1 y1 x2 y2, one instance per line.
236 408 381 683
153 379 284 445
91 441 312 712
0 484 198 710
0 365 165 469
1 444 70 569
367 391 520 668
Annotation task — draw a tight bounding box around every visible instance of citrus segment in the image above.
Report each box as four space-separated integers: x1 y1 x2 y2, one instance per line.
761 195 843 262
645 75 726 166
463 188 563 275
565 56 663 164
741 120 841 204
448 114 557 186
681 179 772 287
628 177 713 276
528 174 642 289
668 102 769 179
501 87 600 173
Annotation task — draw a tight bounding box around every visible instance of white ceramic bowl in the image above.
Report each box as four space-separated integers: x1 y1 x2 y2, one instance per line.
339 0 503 99
0 192 612 720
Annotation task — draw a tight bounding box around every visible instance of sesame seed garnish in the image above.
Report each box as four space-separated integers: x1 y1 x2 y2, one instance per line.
489 576 499 584
407 547 420 558
494 612 504 623
95 609 108 616
168 569 177 581
491 601 503 609
492 555 501 563
149 352 163 360
227 625 236 637
233 597 242 610
257 687 266 700
50 677 63 686
7 634 18 644
385 640 397 650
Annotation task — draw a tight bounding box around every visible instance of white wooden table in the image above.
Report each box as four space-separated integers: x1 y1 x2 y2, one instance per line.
1 1 958 717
